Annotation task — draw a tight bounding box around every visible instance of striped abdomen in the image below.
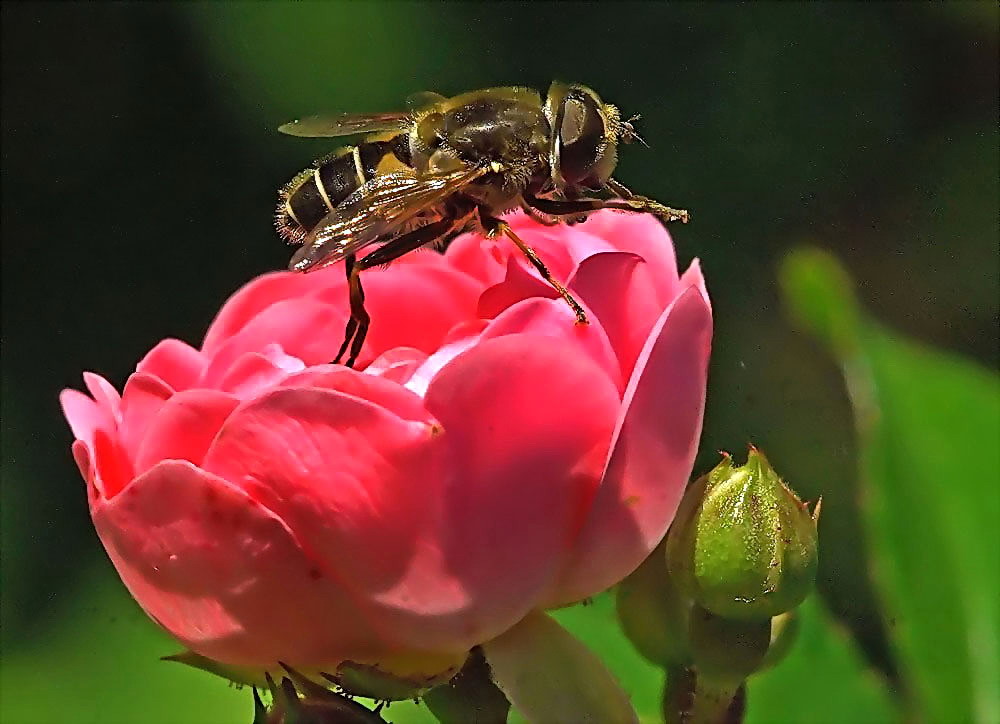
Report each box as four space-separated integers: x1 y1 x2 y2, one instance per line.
275 135 410 244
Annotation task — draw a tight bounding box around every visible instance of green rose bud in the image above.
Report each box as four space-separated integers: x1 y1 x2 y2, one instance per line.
665 447 820 621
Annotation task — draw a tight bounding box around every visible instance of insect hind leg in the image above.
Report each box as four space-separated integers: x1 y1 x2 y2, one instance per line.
339 217 459 368
333 254 362 366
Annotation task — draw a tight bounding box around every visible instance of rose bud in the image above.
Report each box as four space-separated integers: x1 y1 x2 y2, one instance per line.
666 447 820 621
60 211 712 696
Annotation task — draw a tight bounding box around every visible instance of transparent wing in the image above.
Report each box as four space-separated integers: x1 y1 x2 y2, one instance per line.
406 91 447 111
278 111 410 138
289 166 486 272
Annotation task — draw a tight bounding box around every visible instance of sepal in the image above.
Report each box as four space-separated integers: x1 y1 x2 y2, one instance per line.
482 610 638 724
423 647 510 724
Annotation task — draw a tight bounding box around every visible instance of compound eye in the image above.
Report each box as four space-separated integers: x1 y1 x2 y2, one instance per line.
560 97 590 145
559 94 603 148
556 90 609 186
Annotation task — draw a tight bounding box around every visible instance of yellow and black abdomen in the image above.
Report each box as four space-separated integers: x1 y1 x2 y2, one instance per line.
275 136 410 244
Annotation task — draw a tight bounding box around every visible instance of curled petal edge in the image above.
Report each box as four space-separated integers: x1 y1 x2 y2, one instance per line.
545 279 713 606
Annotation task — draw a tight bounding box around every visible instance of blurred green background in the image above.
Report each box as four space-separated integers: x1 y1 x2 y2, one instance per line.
2 2 996 722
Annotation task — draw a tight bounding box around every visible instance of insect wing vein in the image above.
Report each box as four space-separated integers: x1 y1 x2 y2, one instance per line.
289 167 484 272
278 112 411 138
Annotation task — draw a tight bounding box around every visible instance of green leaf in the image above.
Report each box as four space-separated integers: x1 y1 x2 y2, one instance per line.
482 610 639 724
746 596 898 723
781 248 1000 723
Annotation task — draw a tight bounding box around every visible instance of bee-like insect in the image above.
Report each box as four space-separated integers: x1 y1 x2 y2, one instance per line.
276 82 689 367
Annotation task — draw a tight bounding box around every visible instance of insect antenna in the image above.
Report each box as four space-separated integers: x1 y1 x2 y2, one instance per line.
620 114 649 148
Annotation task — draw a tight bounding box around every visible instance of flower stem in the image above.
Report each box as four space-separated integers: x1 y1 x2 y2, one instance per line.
663 666 746 724
662 665 696 724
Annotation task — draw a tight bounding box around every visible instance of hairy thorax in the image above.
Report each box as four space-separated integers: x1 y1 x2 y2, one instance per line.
410 94 551 213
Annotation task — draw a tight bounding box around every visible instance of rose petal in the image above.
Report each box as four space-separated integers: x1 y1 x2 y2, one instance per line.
573 209 680 298
72 440 104 505
447 217 604 291
217 346 305 398
546 285 713 605
134 389 240 474
507 213 617 268
680 258 711 312
202 268 344 356
83 372 121 424
498 218 577 281
478 297 622 389
93 427 135 499
408 295 622 401
201 299 345 387
201 387 473 652
364 347 428 385
424 334 621 640
440 319 489 346
478 255 558 320
60 388 108 445
336 264 484 368
279 364 432 423
568 251 666 379
403 335 481 399
64 389 136 499
136 339 207 392
92 460 386 668
118 372 175 465
72 439 93 486
470 218 622 324
444 233 509 286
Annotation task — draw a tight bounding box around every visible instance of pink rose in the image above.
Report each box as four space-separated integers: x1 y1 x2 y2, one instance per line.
60 210 712 674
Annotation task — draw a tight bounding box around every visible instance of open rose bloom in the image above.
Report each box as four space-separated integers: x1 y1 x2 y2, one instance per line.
61 211 711 710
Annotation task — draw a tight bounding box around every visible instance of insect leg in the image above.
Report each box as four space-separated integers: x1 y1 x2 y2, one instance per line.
343 217 458 368
333 253 361 365
518 199 559 226
603 178 635 199
525 193 690 224
488 219 588 325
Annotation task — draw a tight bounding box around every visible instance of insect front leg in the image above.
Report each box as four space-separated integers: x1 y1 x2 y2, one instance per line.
342 217 458 368
525 193 690 224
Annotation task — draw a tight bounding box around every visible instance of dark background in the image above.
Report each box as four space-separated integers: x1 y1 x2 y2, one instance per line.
2 1 997 718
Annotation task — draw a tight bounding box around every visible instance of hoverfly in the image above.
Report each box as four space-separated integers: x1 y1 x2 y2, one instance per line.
276 82 689 368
